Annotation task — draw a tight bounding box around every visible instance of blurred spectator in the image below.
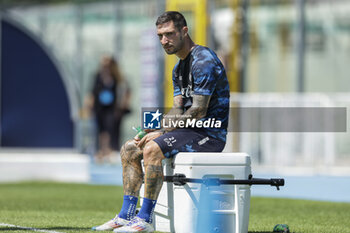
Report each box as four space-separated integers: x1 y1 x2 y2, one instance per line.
85 55 131 163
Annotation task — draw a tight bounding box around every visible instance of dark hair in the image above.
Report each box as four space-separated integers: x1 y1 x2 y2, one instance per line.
156 11 187 31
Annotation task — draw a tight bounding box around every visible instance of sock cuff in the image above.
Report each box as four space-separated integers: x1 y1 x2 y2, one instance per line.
142 197 157 205
123 195 138 202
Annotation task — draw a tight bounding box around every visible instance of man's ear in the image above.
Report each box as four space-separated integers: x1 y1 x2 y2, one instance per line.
182 26 189 36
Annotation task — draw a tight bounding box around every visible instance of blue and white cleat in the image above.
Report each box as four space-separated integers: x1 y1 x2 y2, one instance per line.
92 215 129 231
113 217 154 232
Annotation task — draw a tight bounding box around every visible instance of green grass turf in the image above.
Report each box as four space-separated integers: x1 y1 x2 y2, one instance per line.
0 182 349 233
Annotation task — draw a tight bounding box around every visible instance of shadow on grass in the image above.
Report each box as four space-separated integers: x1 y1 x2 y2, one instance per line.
45 227 91 231
249 232 296 233
0 226 91 231
248 232 273 233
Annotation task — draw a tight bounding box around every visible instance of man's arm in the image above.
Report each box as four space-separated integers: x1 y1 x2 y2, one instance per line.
164 95 184 118
178 94 211 121
161 94 211 133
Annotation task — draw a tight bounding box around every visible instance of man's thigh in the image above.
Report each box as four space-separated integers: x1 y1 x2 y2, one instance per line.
153 128 225 158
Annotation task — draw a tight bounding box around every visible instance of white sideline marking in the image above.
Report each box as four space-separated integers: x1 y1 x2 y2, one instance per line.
0 223 65 233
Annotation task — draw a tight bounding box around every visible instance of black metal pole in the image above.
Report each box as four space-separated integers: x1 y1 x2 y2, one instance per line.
164 173 285 190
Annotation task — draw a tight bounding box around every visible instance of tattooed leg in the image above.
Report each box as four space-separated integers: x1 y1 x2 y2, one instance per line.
120 140 144 197
142 141 165 200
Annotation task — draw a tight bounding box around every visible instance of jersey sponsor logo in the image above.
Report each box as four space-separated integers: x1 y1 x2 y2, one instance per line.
181 86 193 98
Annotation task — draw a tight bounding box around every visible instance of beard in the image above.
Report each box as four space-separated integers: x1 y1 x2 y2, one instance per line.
164 46 179 54
163 35 184 54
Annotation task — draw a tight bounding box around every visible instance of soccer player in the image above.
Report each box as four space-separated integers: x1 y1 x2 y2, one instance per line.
92 11 230 232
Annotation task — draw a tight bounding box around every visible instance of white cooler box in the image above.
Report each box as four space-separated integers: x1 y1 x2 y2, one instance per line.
141 152 251 233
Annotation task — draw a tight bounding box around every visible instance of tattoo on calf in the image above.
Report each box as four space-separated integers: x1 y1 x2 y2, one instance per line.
144 165 163 200
121 141 144 197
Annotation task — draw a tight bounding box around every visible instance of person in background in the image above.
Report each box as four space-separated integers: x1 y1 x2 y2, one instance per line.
85 55 131 163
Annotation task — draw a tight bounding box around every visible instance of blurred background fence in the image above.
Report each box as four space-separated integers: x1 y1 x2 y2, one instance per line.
0 0 349 181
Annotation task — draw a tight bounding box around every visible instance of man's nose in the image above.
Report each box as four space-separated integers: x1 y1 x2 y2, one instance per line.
161 36 168 45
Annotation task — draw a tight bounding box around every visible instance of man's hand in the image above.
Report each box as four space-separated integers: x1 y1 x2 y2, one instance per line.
134 131 163 149
133 129 157 142
144 129 156 133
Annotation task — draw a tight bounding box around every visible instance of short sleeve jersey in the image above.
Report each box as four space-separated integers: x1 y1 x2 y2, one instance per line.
172 45 230 142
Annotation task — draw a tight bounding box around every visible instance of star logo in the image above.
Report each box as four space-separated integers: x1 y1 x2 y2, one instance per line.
151 109 162 122
143 109 162 129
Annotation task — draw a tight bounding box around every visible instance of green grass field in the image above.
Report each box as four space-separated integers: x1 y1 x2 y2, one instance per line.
0 182 349 233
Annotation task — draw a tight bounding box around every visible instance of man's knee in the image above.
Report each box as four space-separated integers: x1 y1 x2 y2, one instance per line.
121 139 142 163
143 141 164 166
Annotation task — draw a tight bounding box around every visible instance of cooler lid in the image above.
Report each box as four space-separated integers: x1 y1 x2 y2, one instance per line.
174 152 251 166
